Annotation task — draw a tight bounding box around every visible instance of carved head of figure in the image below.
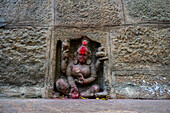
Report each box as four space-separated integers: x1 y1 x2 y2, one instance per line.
77 40 88 64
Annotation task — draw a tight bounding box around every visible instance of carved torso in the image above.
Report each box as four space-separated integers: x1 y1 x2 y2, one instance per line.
72 64 90 78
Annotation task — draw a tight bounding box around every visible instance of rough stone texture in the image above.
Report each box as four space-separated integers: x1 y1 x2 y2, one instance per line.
0 0 52 25
54 28 108 45
111 26 170 99
0 28 47 87
55 0 122 26
125 0 170 23
0 0 169 99
111 26 169 70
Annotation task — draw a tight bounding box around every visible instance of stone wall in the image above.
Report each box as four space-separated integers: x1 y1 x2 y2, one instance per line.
0 0 169 99
111 26 169 99
0 28 48 97
0 0 52 98
0 28 47 86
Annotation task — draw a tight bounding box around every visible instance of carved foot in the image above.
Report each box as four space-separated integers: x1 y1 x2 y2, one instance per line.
80 85 100 98
95 91 107 98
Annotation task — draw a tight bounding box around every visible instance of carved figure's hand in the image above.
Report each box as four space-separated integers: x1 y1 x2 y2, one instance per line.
70 87 79 99
96 47 105 57
62 39 70 51
63 49 69 59
96 46 108 61
75 73 85 84
78 79 84 84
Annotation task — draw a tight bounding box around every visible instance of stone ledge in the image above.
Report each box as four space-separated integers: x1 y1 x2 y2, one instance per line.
112 70 170 99
0 99 169 113
112 70 170 75
0 86 45 98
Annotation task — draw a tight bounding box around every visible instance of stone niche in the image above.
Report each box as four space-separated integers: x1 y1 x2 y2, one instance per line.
44 28 112 99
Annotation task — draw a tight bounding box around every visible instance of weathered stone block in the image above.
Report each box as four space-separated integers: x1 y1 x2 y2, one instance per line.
54 28 108 45
0 27 47 87
111 26 169 71
0 0 52 25
55 0 123 26
112 71 170 99
125 0 170 23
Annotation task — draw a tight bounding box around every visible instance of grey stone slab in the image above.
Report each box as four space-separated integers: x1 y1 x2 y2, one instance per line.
0 0 52 26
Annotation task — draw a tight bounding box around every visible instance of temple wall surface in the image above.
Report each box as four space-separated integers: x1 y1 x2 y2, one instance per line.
0 0 169 99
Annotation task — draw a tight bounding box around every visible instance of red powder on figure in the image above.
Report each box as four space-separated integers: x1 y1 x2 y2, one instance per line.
82 40 87 46
80 40 88 55
80 46 86 55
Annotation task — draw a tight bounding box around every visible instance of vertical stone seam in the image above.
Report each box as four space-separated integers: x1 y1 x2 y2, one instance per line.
108 28 112 76
48 30 52 84
108 28 113 90
44 28 51 98
121 0 126 24
50 27 55 88
51 29 56 87
46 28 52 98
87 0 90 24
53 0 56 25
106 28 115 98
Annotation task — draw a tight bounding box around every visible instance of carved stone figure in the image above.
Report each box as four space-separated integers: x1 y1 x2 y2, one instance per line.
61 39 70 73
56 39 107 99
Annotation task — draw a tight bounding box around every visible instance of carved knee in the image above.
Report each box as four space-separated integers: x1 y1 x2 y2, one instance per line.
56 79 69 95
80 92 93 98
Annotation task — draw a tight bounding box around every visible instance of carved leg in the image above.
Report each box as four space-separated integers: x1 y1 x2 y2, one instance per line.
80 85 100 98
56 78 69 95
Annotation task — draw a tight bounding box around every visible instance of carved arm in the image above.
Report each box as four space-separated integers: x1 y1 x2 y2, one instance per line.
61 40 70 73
66 62 79 98
95 46 108 69
66 62 77 88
